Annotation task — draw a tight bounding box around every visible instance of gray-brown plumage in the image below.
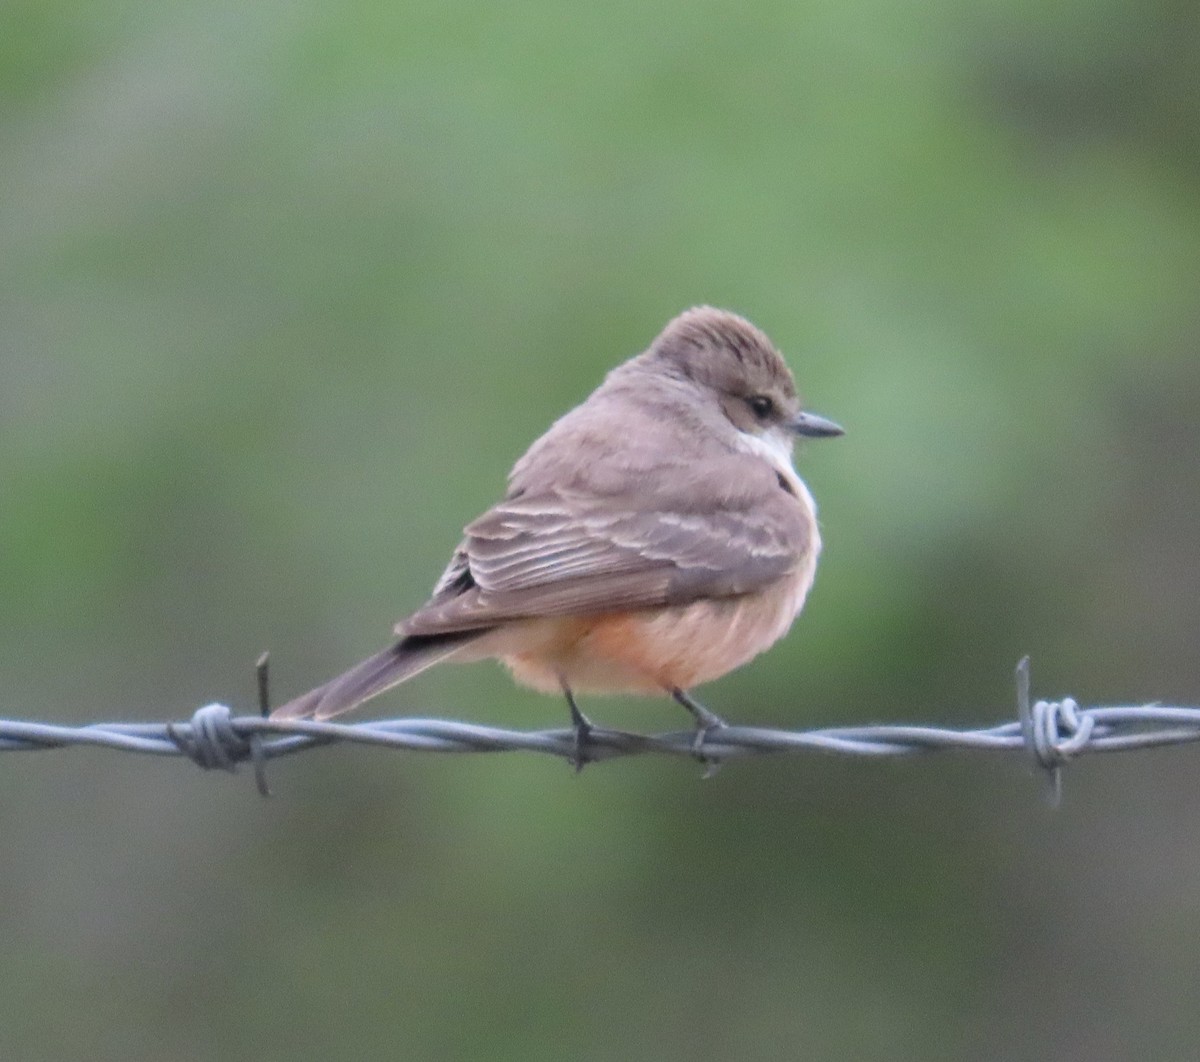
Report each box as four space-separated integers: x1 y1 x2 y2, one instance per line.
272 307 841 726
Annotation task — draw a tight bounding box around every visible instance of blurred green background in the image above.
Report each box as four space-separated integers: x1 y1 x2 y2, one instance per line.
3 0 1199 1058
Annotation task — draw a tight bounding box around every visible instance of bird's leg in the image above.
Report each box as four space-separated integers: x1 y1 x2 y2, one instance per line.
671 688 727 773
560 682 594 773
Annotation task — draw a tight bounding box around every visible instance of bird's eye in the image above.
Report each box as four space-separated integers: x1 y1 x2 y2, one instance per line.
747 395 775 419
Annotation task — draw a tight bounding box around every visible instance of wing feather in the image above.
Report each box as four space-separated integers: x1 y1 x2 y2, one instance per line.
398 459 812 637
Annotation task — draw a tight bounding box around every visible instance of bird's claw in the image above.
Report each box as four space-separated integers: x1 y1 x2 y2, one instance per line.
563 686 595 773
571 717 594 773
691 718 725 778
672 688 726 778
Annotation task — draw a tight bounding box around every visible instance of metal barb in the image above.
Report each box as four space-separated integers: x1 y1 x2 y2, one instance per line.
1015 656 1097 807
1015 656 1060 803
256 652 271 718
1014 656 1053 800
248 732 271 798
167 703 269 797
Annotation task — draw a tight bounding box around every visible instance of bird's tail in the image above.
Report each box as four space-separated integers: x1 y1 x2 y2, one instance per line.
271 631 484 721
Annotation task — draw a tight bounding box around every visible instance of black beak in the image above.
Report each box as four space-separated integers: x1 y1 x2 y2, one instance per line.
789 410 844 438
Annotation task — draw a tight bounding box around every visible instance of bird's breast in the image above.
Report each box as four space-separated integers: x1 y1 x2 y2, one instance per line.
490 559 817 696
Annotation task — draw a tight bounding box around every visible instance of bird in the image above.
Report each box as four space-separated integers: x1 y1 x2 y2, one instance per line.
272 306 842 761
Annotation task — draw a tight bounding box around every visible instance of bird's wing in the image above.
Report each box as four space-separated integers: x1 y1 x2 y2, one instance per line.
398 466 811 636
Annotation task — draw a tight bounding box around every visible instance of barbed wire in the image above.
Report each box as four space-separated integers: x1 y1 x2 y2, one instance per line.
1 658 1197 802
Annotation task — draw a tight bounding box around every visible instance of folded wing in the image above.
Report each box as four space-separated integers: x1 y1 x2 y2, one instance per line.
399 470 811 637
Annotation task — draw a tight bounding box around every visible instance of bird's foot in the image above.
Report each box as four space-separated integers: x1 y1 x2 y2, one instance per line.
671 689 726 778
562 686 595 773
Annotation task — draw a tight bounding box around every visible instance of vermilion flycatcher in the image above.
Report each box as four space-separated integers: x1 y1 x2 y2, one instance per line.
273 307 842 755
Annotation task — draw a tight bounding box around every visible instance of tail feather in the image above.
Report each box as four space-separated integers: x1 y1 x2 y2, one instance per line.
271 632 483 721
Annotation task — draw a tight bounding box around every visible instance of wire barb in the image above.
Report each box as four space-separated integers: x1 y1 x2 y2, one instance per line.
255 651 271 718
1 658 1197 802
1015 657 1099 806
164 703 272 797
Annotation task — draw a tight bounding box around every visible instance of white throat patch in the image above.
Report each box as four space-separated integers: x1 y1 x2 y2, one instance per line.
735 428 818 516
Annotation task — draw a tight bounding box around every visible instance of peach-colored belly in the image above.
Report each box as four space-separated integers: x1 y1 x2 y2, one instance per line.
475 567 814 695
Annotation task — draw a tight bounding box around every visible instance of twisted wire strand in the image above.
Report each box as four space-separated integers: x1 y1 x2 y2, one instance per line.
1 659 1196 801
